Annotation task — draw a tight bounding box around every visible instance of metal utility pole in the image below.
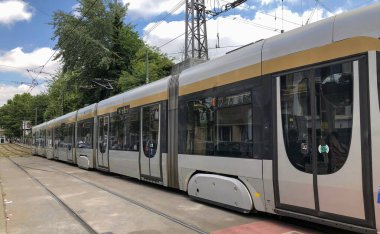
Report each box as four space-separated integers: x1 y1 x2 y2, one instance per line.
185 0 209 60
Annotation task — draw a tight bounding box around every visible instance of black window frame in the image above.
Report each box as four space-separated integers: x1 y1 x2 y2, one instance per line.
178 76 273 159
76 118 94 149
109 107 140 152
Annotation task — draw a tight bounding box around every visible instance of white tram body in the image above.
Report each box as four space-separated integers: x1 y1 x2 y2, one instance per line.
32 3 380 233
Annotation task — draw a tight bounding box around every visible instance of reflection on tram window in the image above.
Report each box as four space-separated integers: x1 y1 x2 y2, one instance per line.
35 130 40 147
47 128 52 147
32 132 36 146
59 125 66 147
185 97 215 156
98 117 109 153
54 127 61 147
216 92 253 157
66 123 74 149
180 79 273 159
280 61 353 175
109 108 140 151
142 105 159 158
184 92 253 158
110 113 123 150
127 109 140 151
315 62 353 174
77 119 93 149
281 71 313 173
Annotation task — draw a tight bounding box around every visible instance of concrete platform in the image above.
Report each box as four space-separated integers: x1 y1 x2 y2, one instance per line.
0 144 348 234
0 157 88 234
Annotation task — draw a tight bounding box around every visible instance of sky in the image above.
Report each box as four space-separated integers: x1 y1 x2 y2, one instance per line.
0 0 379 106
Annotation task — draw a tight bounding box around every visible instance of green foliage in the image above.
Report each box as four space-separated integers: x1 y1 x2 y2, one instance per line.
50 0 172 108
0 93 48 138
44 71 82 120
118 46 173 91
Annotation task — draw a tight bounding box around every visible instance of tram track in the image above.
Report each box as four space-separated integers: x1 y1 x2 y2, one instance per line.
9 156 209 234
7 157 98 234
0 144 31 157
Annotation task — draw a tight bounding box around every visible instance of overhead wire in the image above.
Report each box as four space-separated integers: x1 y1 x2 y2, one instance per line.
220 0 301 26
144 0 185 38
314 0 334 15
305 0 319 25
166 44 244 56
229 16 281 32
20 0 51 17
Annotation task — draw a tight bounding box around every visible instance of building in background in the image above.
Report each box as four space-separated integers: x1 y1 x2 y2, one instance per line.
0 128 7 144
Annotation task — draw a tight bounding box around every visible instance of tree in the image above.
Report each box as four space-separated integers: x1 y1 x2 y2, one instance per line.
0 93 48 138
44 71 82 120
118 46 173 91
50 0 173 112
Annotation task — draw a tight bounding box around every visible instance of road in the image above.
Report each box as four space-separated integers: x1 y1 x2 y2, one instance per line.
0 144 351 234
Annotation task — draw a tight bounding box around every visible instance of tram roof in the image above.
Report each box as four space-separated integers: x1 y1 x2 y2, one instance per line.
96 76 170 116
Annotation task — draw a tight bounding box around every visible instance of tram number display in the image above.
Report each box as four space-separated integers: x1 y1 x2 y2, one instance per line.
117 105 130 115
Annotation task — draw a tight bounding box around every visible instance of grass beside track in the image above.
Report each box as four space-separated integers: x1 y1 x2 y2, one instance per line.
0 144 31 157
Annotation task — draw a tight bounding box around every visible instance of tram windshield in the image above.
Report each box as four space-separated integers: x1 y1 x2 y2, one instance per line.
281 61 353 174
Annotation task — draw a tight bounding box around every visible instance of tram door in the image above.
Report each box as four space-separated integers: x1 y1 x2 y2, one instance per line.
140 104 162 180
276 59 372 225
97 115 109 169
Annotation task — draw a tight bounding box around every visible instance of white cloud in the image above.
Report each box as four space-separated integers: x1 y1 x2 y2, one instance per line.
259 0 275 6
123 0 184 19
0 0 33 25
143 6 331 61
72 3 81 18
0 47 61 80
0 83 47 106
123 0 249 19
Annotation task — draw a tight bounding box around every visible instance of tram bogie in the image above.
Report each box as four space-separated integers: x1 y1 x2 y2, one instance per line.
31 3 380 233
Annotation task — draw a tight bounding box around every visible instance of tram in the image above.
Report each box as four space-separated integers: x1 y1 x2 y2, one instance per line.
32 3 380 233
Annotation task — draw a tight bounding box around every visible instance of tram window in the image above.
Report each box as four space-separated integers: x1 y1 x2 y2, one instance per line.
280 61 353 174
315 62 353 174
42 130 46 147
67 124 74 148
142 105 159 157
77 119 93 149
110 113 124 150
60 124 67 147
185 96 215 156
37 130 41 147
109 108 140 151
46 129 52 147
32 132 36 146
281 70 313 173
63 124 70 147
180 78 273 158
126 109 140 151
35 132 38 147
216 92 252 157
54 127 60 147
